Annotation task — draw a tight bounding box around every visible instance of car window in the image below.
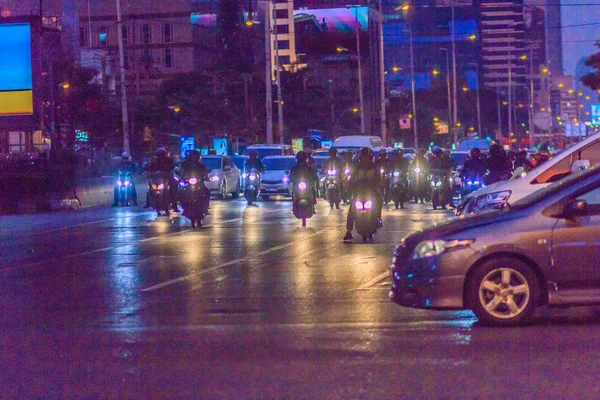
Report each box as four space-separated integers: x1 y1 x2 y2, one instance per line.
578 141 600 167
231 157 247 170
201 158 222 170
577 186 600 207
263 158 295 171
533 154 572 184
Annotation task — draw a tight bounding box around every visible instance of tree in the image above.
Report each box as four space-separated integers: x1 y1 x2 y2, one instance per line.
582 41 600 90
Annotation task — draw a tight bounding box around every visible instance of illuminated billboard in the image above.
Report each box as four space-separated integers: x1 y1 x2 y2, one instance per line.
0 23 33 116
592 104 600 126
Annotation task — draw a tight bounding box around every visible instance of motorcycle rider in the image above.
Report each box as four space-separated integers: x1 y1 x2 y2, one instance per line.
289 151 319 213
375 149 392 203
390 149 409 176
149 147 180 212
179 150 211 210
428 146 454 208
112 152 138 206
321 148 343 209
244 150 265 174
485 143 512 184
461 148 486 181
343 148 383 241
513 149 533 171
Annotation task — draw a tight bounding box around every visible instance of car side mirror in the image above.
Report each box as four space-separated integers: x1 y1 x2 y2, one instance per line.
223 166 231 171
563 200 588 219
571 159 590 173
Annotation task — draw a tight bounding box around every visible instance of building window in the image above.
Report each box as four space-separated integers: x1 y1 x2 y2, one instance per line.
98 27 107 46
80 27 87 47
122 25 129 45
276 40 290 50
274 9 289 19
163 23 173 43
141 24 152 44
278 55 291 65
164 49 174 68
124 53 130 70
275 24 289 34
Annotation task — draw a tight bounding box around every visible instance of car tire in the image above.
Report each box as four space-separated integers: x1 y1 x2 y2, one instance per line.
466 257 539 327
219 181 227 199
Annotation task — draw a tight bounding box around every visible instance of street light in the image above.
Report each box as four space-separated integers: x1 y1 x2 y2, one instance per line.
462 87 468 92
439 48 452 141
396 2 410 12
392 66 401 73
432 69 440 75
468 34 476 41
60 82 70 90
541 67 549 74
398 2 417 147
520 55 527 60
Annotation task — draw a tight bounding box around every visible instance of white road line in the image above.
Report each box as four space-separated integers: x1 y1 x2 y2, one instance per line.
0 208 285 274
140 224 342 292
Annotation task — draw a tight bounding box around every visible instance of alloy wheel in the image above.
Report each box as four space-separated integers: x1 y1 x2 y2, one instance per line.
478 268 530 319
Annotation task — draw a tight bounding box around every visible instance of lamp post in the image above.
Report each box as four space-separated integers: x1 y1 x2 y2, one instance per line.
116 0 130 154
378 0 387 145
440 48 452 140
397 2 417 148
451 4 458 145
263 4 273 144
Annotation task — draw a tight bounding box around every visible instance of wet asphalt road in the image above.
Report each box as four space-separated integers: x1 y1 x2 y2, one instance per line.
2 198 600 399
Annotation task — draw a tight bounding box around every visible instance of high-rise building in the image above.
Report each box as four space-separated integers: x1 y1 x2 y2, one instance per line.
543 0 562 77
268 0 301 79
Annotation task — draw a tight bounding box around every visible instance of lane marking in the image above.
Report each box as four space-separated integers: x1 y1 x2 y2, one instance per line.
0 207 286 274
352 271 390 291
140 224 342 292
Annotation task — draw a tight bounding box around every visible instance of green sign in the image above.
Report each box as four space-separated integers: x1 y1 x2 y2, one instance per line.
75 130 89 142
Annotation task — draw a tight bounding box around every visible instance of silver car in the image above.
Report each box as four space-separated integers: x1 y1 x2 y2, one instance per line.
201 156 241 199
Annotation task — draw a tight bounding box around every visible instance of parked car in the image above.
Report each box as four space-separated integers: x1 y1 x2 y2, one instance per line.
458 131 600 215
242 144 294 160
259 156 296 199
201 156 241 199
390 165 600 326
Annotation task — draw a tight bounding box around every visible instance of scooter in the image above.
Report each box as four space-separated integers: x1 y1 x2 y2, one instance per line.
178 175 209 228
244 169 260 206
116 171 134 206
430 172 449 210
292 180 314 227
353 190 380 242
324 168 341 209
342 166 352 204
150 172 171 216
390 170 408 209
410 166 428 203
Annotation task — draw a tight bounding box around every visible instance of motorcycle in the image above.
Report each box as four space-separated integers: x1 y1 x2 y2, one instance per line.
353 189 380 242
324 168 341 209
115 171 134 206
410 166 428 203
378 167 391 204
244 169 260 205
342 166 352 204
430 171 450 210
150 172 171 216
390 170 408 209
462 174 482 197
292 180 314 227
178 175 209 228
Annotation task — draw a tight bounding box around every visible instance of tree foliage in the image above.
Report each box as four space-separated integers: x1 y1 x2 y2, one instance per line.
582 42 600 90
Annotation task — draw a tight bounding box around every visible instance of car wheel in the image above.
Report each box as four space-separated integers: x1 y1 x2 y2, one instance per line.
467 257 539 327
219 181 227 199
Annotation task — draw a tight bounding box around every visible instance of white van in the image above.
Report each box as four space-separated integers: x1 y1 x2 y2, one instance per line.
332 135 383 151
458 132 600 214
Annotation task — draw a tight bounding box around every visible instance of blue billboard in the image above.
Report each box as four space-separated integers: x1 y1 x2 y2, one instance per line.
0 23 33 116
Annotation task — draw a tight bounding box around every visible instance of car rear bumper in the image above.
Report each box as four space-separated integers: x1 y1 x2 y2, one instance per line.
260 184 291 196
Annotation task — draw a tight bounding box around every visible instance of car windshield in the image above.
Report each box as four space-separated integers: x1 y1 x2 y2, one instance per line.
201 158 222 170
243 148 283 159
263 158 295 171
513 168 595 208
313 157 328 169
231 157 248 170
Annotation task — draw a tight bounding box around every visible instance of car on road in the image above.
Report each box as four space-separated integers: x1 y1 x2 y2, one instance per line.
242 144 294 160
390 165 600 326
201 156 241 199
458 131 600 215
259 156 295 199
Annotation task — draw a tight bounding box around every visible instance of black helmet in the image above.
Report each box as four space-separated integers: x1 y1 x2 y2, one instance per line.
296 151 308 164
470 148 481 158
343 151 353 160
378 149 387 159
156 148 168 158
328 148 338 157
489 143 502 158
358 147 374 164
187 149 200 161
432 146 442 156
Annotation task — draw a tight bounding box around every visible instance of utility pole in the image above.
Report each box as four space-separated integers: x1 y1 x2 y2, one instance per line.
355 9 366 135
441 48 452 140
87 0 93 48
272 1 284 144
378 0 387 144
409 28 417 148
451 4 458 145
476 62 482 137
264 2 273 144
528 46 534 146
508 39 513 139
116 0 130 154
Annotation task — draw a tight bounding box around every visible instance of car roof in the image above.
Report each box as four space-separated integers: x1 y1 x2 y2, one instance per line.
231 155 248 158
263 155 295 159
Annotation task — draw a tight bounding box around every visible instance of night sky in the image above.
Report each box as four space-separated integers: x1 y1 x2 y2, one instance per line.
562 0 600 77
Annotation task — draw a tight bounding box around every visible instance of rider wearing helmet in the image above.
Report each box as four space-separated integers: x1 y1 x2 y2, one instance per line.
323 148 342 174
375 149 392 172
343 148 382 241
485 143 512 184
390 149 409 175
514 149 533 171
244 150 265 173
428 146 447 172
149 147 179 212
289 151 319 212
112 152 138 206
180 150 211 210
461 148 486 181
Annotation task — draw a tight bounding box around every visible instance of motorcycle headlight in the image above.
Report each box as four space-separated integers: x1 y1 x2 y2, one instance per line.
380 168 385 174
431 181 436 187
157 183 165 190
188 177 198 185
473 180 480 185
249 174 257 181
436 181 442 187
152 184 158 190
179 180 186 187
364 199 374 210
467 180 473 185
210 176 219 182
117 180 123 186
124 180 131 186
242 173 248 179
413 239 473 259
320 177 326 182
344 168 351 174
354 200 364 210
393 171 400 177
474 190 512 211
328 169 337 176
298 181 307 190
415 167 421 174
283 176 289 183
